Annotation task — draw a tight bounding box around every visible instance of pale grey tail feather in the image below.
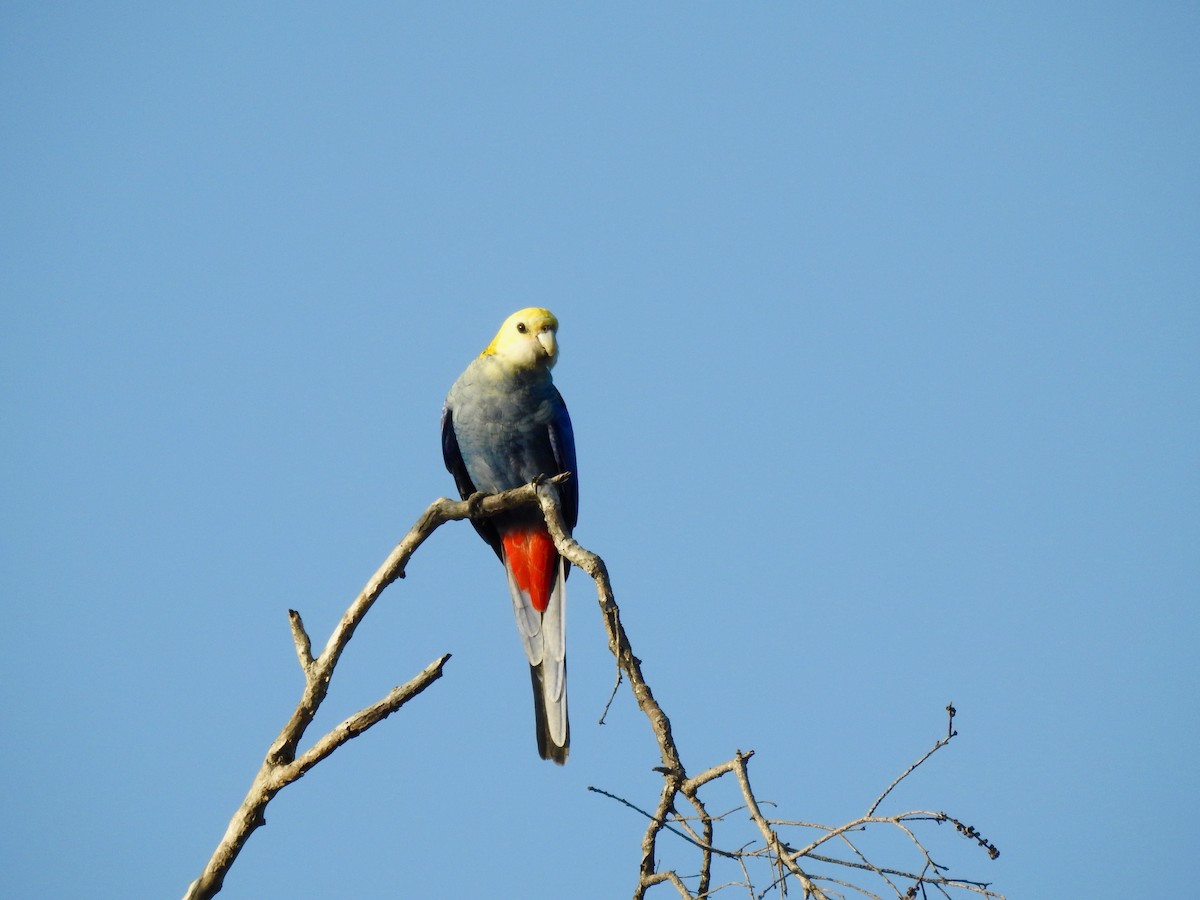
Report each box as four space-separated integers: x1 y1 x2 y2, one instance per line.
530 662 569 765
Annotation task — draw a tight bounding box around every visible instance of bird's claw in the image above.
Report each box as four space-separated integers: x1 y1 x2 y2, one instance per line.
466 491 486 517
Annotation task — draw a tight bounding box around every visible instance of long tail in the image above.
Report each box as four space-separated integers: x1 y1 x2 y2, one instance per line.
502 528 569 764
530 658 569 764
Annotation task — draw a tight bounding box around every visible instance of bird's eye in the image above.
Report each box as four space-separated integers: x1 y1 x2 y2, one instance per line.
516 322 528 333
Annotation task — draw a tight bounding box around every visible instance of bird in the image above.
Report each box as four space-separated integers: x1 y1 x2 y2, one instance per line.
441 307 578 764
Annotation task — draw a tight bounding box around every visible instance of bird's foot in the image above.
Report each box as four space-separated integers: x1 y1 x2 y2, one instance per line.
466 491 486 517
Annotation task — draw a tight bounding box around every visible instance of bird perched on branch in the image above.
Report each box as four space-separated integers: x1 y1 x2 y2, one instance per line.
441 308 578 764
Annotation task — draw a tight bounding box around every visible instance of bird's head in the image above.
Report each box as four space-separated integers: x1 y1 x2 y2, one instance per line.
482 307 560 371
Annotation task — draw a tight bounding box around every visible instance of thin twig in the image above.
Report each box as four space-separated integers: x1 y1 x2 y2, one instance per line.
868 705 957 817
599 665 624 725
588 786 742 860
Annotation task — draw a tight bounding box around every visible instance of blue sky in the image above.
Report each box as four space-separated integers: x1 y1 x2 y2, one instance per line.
3 4 1197 898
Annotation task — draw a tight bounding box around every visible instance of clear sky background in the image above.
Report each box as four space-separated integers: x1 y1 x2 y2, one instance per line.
3 4 1197 898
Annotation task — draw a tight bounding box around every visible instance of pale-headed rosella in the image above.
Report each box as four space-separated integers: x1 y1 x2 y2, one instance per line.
441 307 577 764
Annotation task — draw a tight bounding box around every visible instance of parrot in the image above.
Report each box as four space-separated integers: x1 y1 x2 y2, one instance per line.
441 307 578 764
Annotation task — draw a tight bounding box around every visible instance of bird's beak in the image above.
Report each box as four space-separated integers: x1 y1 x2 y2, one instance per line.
537 330 557 360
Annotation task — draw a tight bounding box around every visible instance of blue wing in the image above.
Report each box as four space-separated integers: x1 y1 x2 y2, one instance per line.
441 405 504 560
546 386 579 533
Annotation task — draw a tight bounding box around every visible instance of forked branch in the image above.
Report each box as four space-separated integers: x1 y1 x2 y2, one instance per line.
183 479 568 900
533 481 1004 899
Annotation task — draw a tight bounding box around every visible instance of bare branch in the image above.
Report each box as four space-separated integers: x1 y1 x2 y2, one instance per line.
183 479 567 900
185 479 1003 900
730 751 830 900
283 654 451 781
181 654 448 900
868 704 957 817
287 609 313 672
641 870 697 898
535 481 699 893
535 480 1001 899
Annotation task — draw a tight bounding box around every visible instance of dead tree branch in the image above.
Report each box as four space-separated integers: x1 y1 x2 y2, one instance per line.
183 479 568 900
184 478 1002 900
533 482 1002 900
